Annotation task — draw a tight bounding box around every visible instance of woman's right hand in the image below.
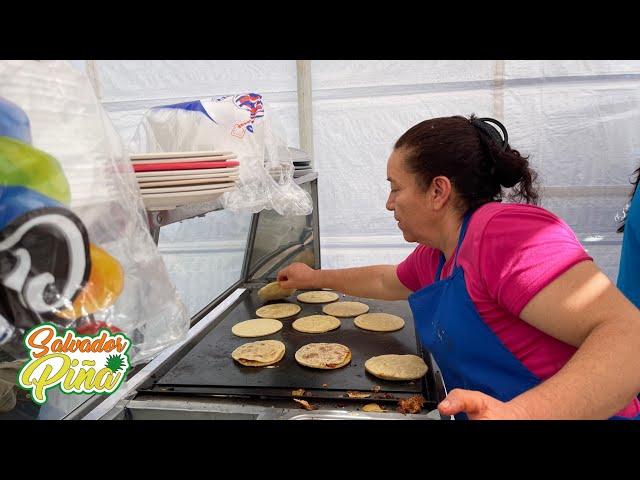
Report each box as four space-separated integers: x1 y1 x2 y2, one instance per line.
277 262 319 290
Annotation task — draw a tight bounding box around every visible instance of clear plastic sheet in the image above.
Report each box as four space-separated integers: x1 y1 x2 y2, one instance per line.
128 94 312 216
0 60 189 365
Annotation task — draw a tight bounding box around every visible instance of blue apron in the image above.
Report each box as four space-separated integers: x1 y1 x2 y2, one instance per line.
408 211 639 420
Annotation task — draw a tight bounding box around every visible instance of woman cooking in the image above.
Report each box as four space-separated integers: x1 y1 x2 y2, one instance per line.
277 115 640 420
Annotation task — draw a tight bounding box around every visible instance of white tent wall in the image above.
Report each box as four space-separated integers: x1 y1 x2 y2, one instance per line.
310 60 640 281
94 60 301 148
84 60 640 312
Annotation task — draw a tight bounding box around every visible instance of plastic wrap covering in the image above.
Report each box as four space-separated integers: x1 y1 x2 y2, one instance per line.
0 60 189 365
128 95 312 216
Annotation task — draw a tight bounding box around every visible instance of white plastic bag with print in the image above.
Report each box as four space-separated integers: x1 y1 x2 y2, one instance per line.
128 94 312 216
0 60 189 365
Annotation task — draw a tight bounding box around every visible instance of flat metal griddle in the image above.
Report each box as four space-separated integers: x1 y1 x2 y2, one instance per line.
144 284 438 407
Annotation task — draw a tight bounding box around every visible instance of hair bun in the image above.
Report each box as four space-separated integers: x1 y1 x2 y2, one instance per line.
495 151 524 188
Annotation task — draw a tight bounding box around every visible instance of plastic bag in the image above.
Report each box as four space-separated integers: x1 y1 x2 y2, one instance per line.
0 60 190 365
128 94 312 216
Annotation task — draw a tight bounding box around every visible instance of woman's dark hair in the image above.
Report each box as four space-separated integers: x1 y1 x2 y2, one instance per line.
394 114 539 212
616 166 640 233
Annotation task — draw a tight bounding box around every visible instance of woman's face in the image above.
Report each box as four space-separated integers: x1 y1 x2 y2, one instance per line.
386 148 435 244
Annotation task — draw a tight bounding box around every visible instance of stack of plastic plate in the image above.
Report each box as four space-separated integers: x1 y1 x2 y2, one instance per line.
265 147 313 179
290 147 313 178
131 150 240 210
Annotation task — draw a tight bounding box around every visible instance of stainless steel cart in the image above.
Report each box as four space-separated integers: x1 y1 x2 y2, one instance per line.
68 172 448 420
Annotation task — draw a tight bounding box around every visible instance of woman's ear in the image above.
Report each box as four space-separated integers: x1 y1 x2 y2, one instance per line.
430 176 453 211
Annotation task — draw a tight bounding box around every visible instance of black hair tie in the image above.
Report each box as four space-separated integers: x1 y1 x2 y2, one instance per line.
471 117 509 152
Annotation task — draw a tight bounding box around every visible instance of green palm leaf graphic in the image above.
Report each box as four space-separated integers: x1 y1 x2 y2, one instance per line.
105 354 126 373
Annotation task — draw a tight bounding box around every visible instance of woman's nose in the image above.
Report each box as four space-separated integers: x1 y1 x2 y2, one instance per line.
386 194 394 211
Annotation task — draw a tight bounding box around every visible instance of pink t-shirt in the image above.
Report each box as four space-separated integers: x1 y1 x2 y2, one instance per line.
397 201 640 418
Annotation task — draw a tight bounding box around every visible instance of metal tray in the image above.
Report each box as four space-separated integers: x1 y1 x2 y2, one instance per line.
145 284 437 407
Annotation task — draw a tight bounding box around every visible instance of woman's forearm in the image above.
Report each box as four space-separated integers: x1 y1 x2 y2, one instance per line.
507 318 640 419
316 265 401 300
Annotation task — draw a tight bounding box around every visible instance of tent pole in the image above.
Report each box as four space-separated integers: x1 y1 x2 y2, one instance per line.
492 59 505 120
296 60 314 169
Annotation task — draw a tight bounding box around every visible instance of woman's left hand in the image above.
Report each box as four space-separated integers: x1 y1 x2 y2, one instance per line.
438 388 530 420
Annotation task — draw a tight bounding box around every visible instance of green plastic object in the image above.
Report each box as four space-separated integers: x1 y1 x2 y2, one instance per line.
0 136 70 205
